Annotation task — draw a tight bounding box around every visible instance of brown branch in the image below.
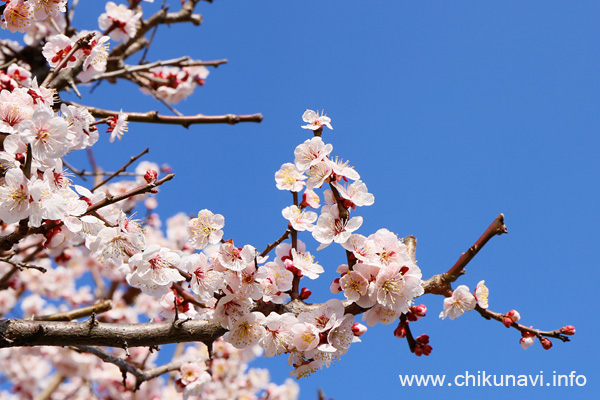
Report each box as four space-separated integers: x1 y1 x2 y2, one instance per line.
474 305 571 343
73 345 186 391
110 0 204 60
260 229 290 258
86 173 175 214
65 101 263 127
91 57 228 82
0 318 226 348
91 148 149 192
422 213 508 296
33 300 113 322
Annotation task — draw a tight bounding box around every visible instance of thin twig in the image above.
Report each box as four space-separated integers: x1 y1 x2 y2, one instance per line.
91 148 149 192
34 300 113 321
474 305 571 343
86 173 174 214
65 101 263 127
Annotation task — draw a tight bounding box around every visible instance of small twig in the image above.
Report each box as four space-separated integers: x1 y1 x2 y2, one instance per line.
91 57 228 82
86 173 175 215
444 213 507 283
33 300 113 322
260 229 291 258
474 305 571 343
91 148 149 192
422 214 507 296
0 256 46 274
32 373 65 400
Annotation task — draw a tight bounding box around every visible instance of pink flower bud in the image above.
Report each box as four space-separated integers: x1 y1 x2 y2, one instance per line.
352 322 367 337
416 334 430 345
407 304 427 321
330 278 342 294
540 337 553 350
502 317 514 328
559 325 576 335
394 321 407 338
300 287 311 300
15 153 25 164
144 169 158 184
506 309 521 322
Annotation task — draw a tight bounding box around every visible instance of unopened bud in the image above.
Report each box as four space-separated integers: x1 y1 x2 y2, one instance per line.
502 317 514 328
300 287 311 300
506 309 521 322
416 334 430 345
15 153 25 164
540 337 553 350
352 322 367 337
407 304 427 321
559 325 576 335
330 278 342 294
394 321 407 339
144 169 158 184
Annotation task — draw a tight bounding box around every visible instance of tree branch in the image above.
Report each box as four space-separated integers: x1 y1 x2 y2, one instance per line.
422 213 508 296
0 318 226 348
474 305 571 343
64 102 263 127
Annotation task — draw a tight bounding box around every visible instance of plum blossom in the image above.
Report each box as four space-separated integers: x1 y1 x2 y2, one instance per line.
275 163 306 192
223 311 267 349
187 209 224 249
374 261 422 314
127 244 184 296
312 208 363 248
439 285 476 320
217 241 255 272
17 105 71 160
98 2 142 41
259 262 293 304
474 280 489 309
1 0 34 33
181 253 224 306
290 249 324 279
41 34 79 68
107 111 128 142
0 168 30 223
260 313 297 357
332 179 374 208
281 205 317 231
30 0 67 21
293 137 333 172
0 88 34 133
176 362 211 400
301 109 332 131
339 270 369 302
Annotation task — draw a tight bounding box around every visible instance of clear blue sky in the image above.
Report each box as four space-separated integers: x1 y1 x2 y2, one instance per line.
61 1 599 399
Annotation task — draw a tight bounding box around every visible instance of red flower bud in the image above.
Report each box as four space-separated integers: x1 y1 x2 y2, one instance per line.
559 325 576 335
502 317 514 328
300 287 311 300
351 322 367 337
540 337 553 350
394 321 407 339
144 169 158 184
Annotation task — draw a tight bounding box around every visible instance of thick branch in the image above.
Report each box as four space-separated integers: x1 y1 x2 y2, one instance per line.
0 318 226 348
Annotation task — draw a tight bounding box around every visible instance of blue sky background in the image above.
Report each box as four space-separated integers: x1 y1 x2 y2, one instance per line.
52 1 600 399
